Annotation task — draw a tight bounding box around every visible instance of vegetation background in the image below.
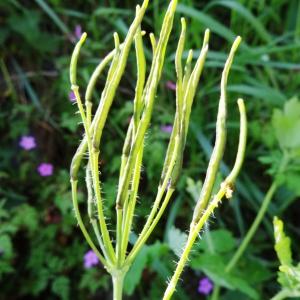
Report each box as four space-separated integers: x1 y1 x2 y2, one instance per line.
1 0 300 299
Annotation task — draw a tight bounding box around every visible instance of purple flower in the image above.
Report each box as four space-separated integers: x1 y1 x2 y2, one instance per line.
19 135 36 151
69 91 76 102
37 163 54 177
74 25 82 40
161 125 173 134
83 250 99 269
166 80 176 91
198 277 214 295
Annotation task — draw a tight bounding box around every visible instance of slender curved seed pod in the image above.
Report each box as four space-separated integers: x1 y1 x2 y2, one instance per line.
70 32 87 86
85 45 123 104
160 18 186 186
182 49 193 91
150 33 157 54
162 29 210 188
192 36 242 225
133 26 146 131
124 17 208 262
117 27 148 265
163 98 247 300
119 120 133 180
70 31 117 264
116 0 178 209
92 2 149 152
226 99 247 184
70 139 88 181
70 44 123 181
118 26 145 183
183 29 210 131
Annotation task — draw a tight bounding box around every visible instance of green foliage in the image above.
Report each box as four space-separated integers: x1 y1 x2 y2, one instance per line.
52 276 70 300
272 217 300 299
167 226 188 257
274 217 292 266
272 97 300 151
124 242 168 296
190 228 270 299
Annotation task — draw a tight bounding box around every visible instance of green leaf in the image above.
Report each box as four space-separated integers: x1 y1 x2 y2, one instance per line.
7 9 59 52
272 97 300 150
186 177 202 203
191 253 259 299
51 276 70 300
124 242 168 296
13 204 39 232
284 171 300 196
0 235 13 259
272 217 300 294
34 0 70 35
60 112 80 132
176 4 236 43
25 268 50 295
206 0 271 43
167 226 188 257
80 269 110 294
8 10 41 43
273 217 292 266
124 247 148 296
198 229 236 253
191 253 234 289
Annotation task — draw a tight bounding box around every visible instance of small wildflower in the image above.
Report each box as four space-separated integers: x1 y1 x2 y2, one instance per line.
37 163 54 177
161 125 173 134
69 91 76 102
83 250 99 269
19 135 36 151
198 277 214 295
166 80 176 91
74 25 82 40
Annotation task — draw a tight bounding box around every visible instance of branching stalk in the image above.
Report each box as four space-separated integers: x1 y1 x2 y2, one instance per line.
69 2 245 300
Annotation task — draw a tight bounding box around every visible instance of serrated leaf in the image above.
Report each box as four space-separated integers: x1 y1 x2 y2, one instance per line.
52 276 70 300
273 217 292 266
272 97 300 150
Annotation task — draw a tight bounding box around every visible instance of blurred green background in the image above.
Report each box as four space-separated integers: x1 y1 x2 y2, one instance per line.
1 0 300 299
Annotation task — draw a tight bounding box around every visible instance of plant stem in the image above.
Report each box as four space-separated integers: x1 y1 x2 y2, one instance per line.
112 272 125 300
210 286 220 300
212 153 289 300
163 187 227 300
225 181 278 272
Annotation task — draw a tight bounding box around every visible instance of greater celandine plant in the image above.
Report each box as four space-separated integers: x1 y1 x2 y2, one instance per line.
69 0 247 299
